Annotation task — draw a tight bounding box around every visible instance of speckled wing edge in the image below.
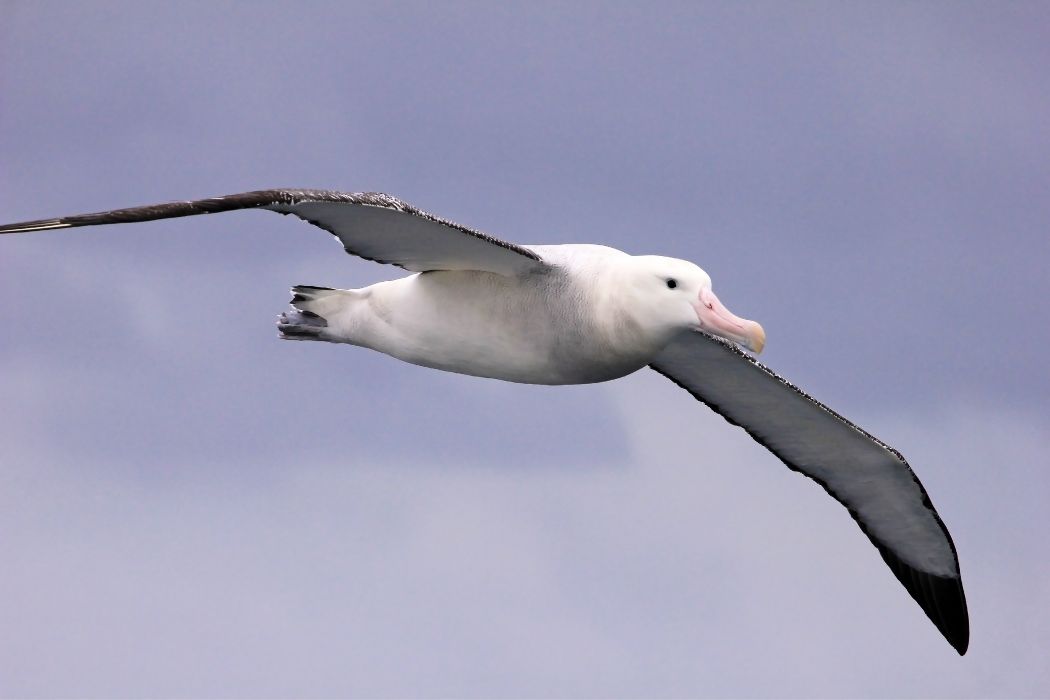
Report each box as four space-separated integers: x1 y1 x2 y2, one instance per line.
650 330 969 654
0 188 545 272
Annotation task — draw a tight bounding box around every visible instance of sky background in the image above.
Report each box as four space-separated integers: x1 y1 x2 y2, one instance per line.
1 1 1048 697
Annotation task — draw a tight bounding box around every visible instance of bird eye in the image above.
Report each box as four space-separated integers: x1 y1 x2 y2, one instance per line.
666 279 677 289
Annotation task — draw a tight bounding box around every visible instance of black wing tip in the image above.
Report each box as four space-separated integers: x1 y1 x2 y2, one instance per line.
877 546 969 655
953 629 970 655
0 218 73 234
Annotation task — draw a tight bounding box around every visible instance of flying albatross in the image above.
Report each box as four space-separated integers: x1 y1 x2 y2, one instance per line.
0 189 969 654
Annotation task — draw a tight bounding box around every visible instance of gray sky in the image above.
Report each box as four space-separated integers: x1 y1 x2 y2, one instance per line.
1 1 1048 697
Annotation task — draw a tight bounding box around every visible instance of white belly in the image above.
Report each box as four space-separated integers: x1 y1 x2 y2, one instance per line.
331 270 649 385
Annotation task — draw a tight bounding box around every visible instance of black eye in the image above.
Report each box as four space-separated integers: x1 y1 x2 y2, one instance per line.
666 278 678 289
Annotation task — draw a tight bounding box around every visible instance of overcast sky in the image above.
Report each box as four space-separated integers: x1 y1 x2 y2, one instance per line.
1 1 1048 697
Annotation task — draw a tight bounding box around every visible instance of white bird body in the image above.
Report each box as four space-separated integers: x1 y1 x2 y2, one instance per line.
310 244 684 384
0 188 969 654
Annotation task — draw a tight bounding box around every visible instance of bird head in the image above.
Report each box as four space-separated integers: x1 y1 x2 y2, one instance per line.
620 255 765 353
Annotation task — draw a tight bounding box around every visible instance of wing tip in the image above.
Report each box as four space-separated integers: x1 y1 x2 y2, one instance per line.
878 546 969 655
0 219 73 234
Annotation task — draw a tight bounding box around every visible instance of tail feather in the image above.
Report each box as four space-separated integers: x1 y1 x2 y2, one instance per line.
277 308 328 340
278 285 346 342
291 284 337 305
290 285 352 315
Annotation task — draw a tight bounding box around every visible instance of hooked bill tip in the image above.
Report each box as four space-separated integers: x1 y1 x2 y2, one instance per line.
747 322 766 354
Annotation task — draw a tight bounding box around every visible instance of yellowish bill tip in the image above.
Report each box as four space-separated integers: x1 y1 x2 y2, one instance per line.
748 322 766 354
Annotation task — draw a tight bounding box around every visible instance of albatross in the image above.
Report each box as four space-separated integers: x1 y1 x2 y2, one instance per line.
0 189 969 654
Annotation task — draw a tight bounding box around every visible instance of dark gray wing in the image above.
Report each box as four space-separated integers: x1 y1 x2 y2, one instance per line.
0 189 546 275
650 330 969 654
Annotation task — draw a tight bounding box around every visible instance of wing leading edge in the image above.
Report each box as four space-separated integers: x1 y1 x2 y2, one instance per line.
650 330 969 654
